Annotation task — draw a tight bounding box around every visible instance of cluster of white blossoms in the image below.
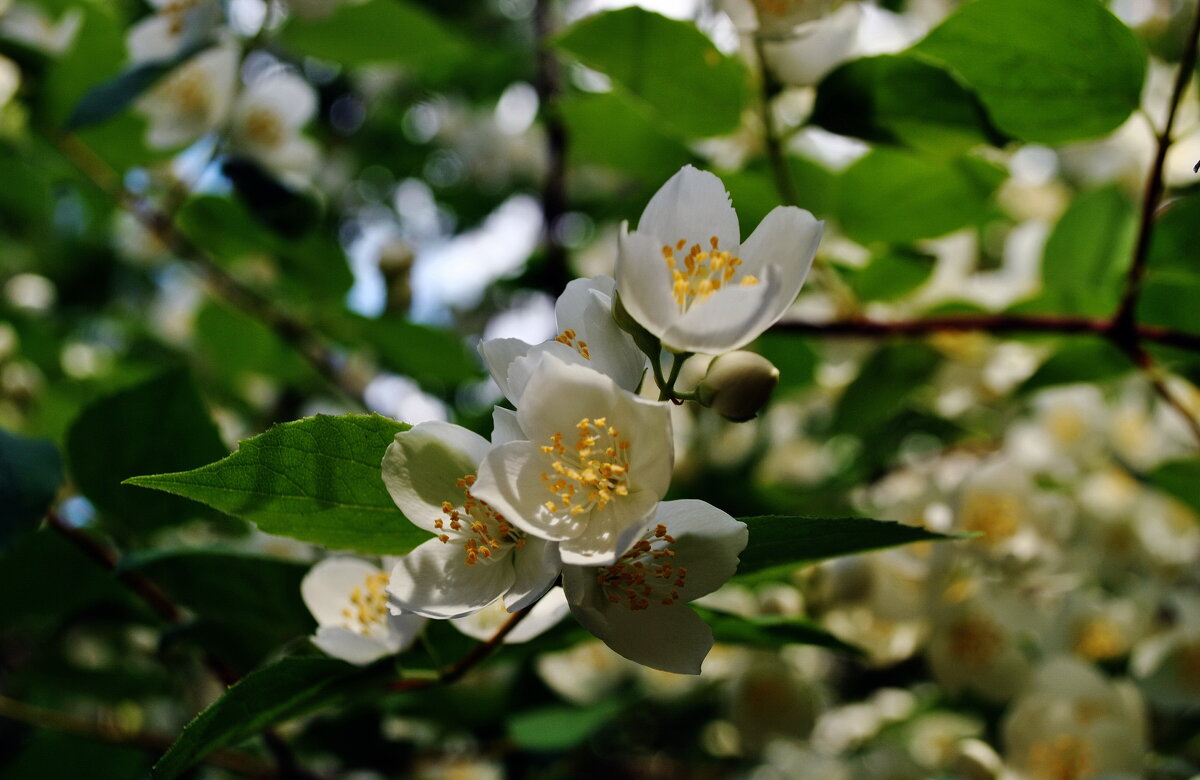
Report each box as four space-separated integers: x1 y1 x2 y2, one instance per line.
302 166 824 673
128 2 319 182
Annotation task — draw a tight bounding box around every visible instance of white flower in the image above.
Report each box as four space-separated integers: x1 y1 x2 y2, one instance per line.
229 69 320 180
300 557 425 665
449 585 571 643
760 2 862 87
561 499 747 674
135 42 238 149
616 166 823 354
471 354 674 566
126 0 222 63
381 421 560 619
480 275 647 403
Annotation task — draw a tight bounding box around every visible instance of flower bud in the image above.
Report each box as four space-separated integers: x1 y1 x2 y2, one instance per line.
696 351 780 422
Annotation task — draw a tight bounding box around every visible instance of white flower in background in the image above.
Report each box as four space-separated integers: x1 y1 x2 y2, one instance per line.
723 0 844 35
1002 657 1147 780
0 2 82 54
229 69 321 180
616 166 822 354
136 42 238 149
472 354 674 566
126 0 222 63
0 56 18 109
450 585 571 643
480 275 647 403
926 592 1035 703
761 2 863 87
381 421 560 619
1131 595 1200 710
300 557 425 665
561 499 747 674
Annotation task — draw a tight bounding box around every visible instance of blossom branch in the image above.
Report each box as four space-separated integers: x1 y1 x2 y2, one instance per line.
0 695 275 779
46 132 367 406
391 605 534 692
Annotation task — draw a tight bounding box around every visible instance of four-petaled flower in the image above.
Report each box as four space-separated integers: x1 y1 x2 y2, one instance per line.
472 354 674 566
617 165 823 354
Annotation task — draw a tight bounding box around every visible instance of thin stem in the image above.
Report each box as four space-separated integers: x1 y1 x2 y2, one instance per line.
1113 0 1200 334
534 0 570 293
1129 346 1200 447
391 605 534 692
0 697 275 778
46 132 366 406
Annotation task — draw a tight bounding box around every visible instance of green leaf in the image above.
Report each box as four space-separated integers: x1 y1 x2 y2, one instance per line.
195 301 311 385
558 91 692 181
1143 459 1200 517
121 549 314 667
832 342 942 434
280 0 468 74
124 414 423 554
720 158 836 228
66 369 228 539
1030 186 1137 316
753 332 818 393
508 700 624 752
835 150 1004 244
1017 338 1131 394
843 249 936 302
812 54 997 155
735 515 958 579
332 314 482 390
0 429 61 550
555 7 749 139
67 44 207 130
1149 195 1200 274
38 4 124 128
696 607 860 654
1138 272 1200 332
152 656 366 779
914 0 1145 143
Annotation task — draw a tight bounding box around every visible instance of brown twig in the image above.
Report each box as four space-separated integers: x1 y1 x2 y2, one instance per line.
47 133 366 406
0 694 276 779
391 605 534 692
533 0 570 293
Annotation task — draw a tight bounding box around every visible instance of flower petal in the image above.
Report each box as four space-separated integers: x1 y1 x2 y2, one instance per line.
381 421 492 534
491 406 524 445
312 626 391 666
505 535 562 611
653 499 748 600
478 337 530 400
473 441 587 542
383 612 427 653
300 557 381 627
615 227 680 344
660 265 781 353
556 275 646 392
387 537 515 619
637 165 739 252
238 71 317 127
739 205 822 323
558 487 660 566
450 586 570 643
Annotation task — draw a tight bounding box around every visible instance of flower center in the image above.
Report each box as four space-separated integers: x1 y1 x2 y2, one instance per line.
660 236 758 313
554 328 590 359
434 474 525 566
165 69 213 121
946 614 1004 668
161 0 202 35
242 107 285 149
540 417 631 516
960 491 1023 543
1071 617 1124 661
1026 734 1095 780
340 571 390 636
596 524 687 610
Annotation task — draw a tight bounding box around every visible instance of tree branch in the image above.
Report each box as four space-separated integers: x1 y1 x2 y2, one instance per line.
534 0 570 294
46 133 367 407
391 605 533 692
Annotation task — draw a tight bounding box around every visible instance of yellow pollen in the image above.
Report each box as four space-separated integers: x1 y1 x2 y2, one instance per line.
163 68 213 121
433 474 525 567
539 418 632 517
554 328 590 359
946 614 1004 668
1071 618 1124 661
960 491 1024 544
660 235 755 313
595 525 687 611
1025 734 1095 780
339 571 390 635
241 107 285 149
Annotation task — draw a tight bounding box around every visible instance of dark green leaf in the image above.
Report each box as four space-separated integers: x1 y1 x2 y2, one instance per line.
0 428 61 550
195 301 311 385
66 369 228 539
124 414 423 554
67 44 207 130
508 700 624 752
833 342 942 434
222 156 322 240
835 150 1003 244
1 732 149 780
333 314 482 390
735 515 958 579
753 332 818 393
1149 195 1200 274
1018 338 1130 394
1031 186 1137 316
1144 459 1200 517
1138 272 1200 332
555 7 749 139
843 249 936 302
914 0 1145 143
812 54 997 155
721 157 835 228
559 91 692 181
696 606 861 654
280 0 468 74
151 656 365 779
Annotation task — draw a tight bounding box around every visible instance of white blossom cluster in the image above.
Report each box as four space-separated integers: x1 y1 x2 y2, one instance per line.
301 166 824 673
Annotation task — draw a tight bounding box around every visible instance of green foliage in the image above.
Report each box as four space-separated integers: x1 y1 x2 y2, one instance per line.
1143 459 1200 516
152 656 368 779
125 414 424 554
66 369 228 540
843 249 936 302
331 314 482 390
555 7 749 139
735 515 958 580
833 342 942 434
508 699 625 751
559 91 692 181
280 0 468 74
697 607 861 654
915 0 1145 143
721 158 836 228
67 43 206 130
1018 338 1131 394
0 429 61 550
835 149 1004 244
812 54 997 155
